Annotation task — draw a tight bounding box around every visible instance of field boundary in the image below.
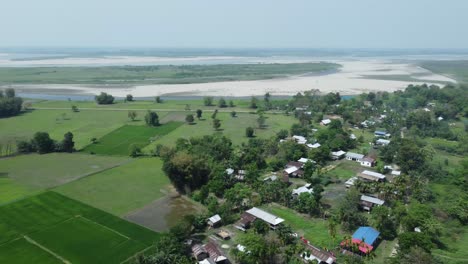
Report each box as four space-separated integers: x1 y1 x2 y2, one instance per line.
24 235 71 264
77 215 131 240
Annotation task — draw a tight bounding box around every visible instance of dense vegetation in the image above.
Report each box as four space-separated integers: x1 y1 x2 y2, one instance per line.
0 62 339 85
0 88 23 118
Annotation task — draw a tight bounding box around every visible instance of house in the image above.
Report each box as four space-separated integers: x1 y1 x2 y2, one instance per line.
341 226 380 254
424 107 431 112
204 242 228 263
374 130 387 137
293 135 308 144
263 175 278 182
346 152 365 162
245 207 284 229
331 150 346 160
438 116 444 121
350 133 357 140
357 170 386 182
225 168 234 176
192 244 209 261
307 142 321 149
321 119 332 126
287 161 304 169
199 259 216 264
360 195 385 211
292 183 313 197
376 139 390 146
207 214 222 227
238 212 256 229
360 157 375 167
301 243 336 264
391 170 401 176
298 157 314 164
345 177 358 188
235 170 246 181
284 166 304 178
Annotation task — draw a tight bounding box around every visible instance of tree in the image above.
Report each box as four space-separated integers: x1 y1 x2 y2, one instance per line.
213 118 221 130
71 105 79 112
145 111 159 126
136 234 191 264
229 100 235 107
253 220 270 235
185 114 194 124
126 94 133 101
32 132 55 154
246 127 255 137
0 89 23 118
250 96 258 109
155 96 162 103
257 114 266 128
276 129 288 139
129 144 142 157
231 111 237 117
264 92 271 109
94 92 114 104
128 110 137 121
61 132 75 153
196 109 202 119
237 232 278 264
398 232 433 253
211 109 218 119
218 97 227 108
5 88 15 98
204 96 214 106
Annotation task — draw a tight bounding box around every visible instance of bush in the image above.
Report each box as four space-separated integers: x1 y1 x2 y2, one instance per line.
246 127 255 137
126 94 133 101
95 92 114 104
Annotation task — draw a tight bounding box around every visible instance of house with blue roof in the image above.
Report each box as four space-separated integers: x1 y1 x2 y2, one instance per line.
341 226 380 254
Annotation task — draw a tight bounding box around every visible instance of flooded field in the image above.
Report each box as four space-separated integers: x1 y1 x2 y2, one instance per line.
124 195 202 232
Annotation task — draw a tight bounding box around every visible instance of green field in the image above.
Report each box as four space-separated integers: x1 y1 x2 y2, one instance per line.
0 238 61 264
0 62 338 85
0 108 160 151
420 60 468 84
263 204 345 248
144 112 297 150
0 191 159 264
55 158 170 216
0 153 128 204
83 122 182 155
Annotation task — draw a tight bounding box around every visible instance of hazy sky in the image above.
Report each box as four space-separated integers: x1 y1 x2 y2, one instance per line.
2 0 467 49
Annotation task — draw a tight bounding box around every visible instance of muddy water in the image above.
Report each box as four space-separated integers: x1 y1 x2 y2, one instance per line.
124 195 201 232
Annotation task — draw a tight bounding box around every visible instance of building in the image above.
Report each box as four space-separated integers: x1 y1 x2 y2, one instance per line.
293 135 307 145
346 152 365 162
350 133 357 140
199 259 216 264
301 243 336 264
292 183 313 197
284 166 304 178
357 170 386 182
345 177 358 188
192 244 209 261
238 212 256 229
360 195 385 211
225 168 234 176
360 157 375 167
331 150 346 160
376 139 390 146
245 207 284 229
216 230 230 240
345 227 380 254
374 130 387 137
391 170 401 176
298 157 314 164
307 142 321 149
438 116 444 121
204 242 228 263
321 119 332 126
287 161 304 169
207 214 222 227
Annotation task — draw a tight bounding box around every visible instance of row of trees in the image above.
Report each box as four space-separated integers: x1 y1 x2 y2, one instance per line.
0 88 23 118
17 132 75 154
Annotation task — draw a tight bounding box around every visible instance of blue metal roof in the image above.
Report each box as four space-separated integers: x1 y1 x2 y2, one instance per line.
352 227 380 245
374 131 386 135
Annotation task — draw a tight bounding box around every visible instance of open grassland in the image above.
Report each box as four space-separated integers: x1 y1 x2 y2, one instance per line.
0 238 61 264
0 63 338 85
55 158 170 216
144 112 297 150
83 122 182 156
0 108 162 151
0 191 159 264
263 204 345 248
0 153 128 204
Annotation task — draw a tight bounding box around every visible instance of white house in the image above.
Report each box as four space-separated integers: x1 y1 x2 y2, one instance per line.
360 157 376 167
345 177 358 188
292 135 307 145
346 152 365 162
360 195 385 211
321 119 331 126
307 143 321 149
245 207 284 228
358 170 386 182
376 139 391 146
207 214 222 227
331 150 346 160
292 183 313 197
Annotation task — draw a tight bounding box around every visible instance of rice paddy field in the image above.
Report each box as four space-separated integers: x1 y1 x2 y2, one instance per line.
0 191 159 264
55 158 171 216
82 122 182 156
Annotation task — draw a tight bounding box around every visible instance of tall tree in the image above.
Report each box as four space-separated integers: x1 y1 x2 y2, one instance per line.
145 111 159 126
61 132 75 153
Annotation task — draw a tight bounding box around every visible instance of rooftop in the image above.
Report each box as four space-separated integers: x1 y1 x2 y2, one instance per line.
284 166 300 174
208 214 222 224
352 226 380 246
321 119 331 125
331 150 346 157
360 195 385 205
292 184 313 196
359 170 386 180
307 143 321 148
346 152 365 159
245 207 284 226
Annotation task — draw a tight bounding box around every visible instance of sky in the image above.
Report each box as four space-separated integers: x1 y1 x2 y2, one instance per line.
1 0 467 49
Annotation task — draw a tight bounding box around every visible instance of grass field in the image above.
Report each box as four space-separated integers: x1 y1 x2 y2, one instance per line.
0 108 161 151
0 191 159 264
0 62 338 85
420 60 468 84
82 122 182 155
144 112 297 150
0 153 128 204
55 158 170 216
263 204 345 248
0 238 61 264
